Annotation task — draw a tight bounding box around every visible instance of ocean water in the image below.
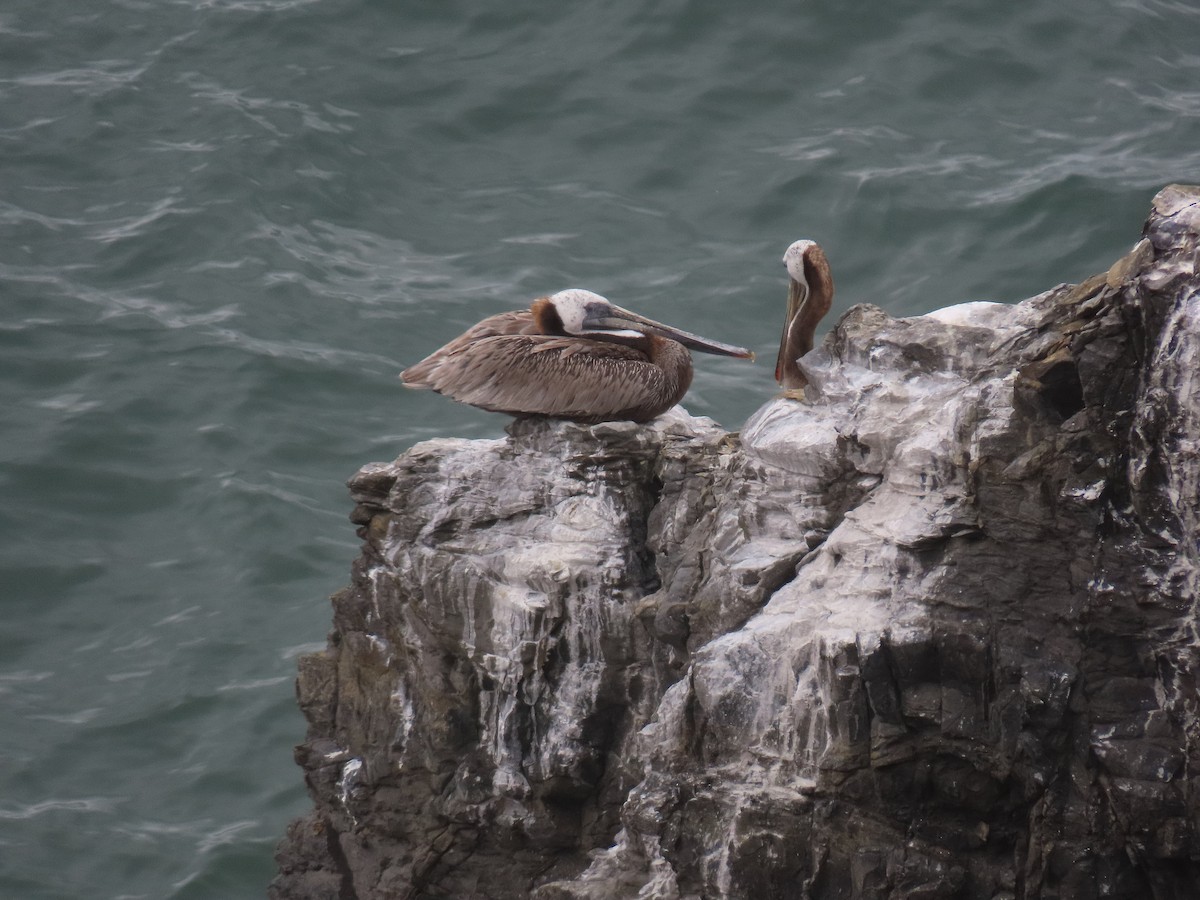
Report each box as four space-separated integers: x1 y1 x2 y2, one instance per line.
1 0 1198 896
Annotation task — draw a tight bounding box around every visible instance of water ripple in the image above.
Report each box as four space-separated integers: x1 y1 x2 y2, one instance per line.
1113 78 1200 117
180 0 324 11
248 218 503 311
761 125 910 163
15 61 148 94
90 195 199 244
182 73 355 137
0 199 81 230
0 797 117 819
207 326 398 369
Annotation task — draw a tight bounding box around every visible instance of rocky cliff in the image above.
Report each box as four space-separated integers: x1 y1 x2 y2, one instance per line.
271 185 1200 899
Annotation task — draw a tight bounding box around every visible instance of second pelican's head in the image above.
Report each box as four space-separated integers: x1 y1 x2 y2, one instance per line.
535 289 755 359
776 241 834 389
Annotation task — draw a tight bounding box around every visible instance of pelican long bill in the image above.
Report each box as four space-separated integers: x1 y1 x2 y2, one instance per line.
775 278 809 383
588 305 755 359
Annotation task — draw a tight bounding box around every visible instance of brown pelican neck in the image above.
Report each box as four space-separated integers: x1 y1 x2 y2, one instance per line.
531 296 565 335
776 241 834 390
645 335 694 410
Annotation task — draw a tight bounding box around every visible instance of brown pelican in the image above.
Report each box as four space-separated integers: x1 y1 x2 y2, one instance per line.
775 240 834 393
401 289 754 424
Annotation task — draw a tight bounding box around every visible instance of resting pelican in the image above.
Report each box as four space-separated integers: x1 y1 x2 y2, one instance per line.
401 289 754 424
775 240 834 393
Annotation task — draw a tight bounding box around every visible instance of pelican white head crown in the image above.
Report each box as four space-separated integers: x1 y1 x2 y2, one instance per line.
547 289 615 335
783 240 817 286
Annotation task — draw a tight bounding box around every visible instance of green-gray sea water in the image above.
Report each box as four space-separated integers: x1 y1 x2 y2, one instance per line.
2 1 1198 896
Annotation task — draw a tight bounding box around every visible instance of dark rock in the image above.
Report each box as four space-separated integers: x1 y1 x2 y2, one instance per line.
271 186 1200 899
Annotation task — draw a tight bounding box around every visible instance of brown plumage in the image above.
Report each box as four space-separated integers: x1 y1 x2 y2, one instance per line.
401 289 754 424
775 240 834 392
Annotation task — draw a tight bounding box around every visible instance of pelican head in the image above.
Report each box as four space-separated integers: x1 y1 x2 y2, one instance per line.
543 289 754 358
775 241 833 389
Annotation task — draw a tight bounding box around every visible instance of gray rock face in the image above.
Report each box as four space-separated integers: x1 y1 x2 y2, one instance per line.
271 186 1200 899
